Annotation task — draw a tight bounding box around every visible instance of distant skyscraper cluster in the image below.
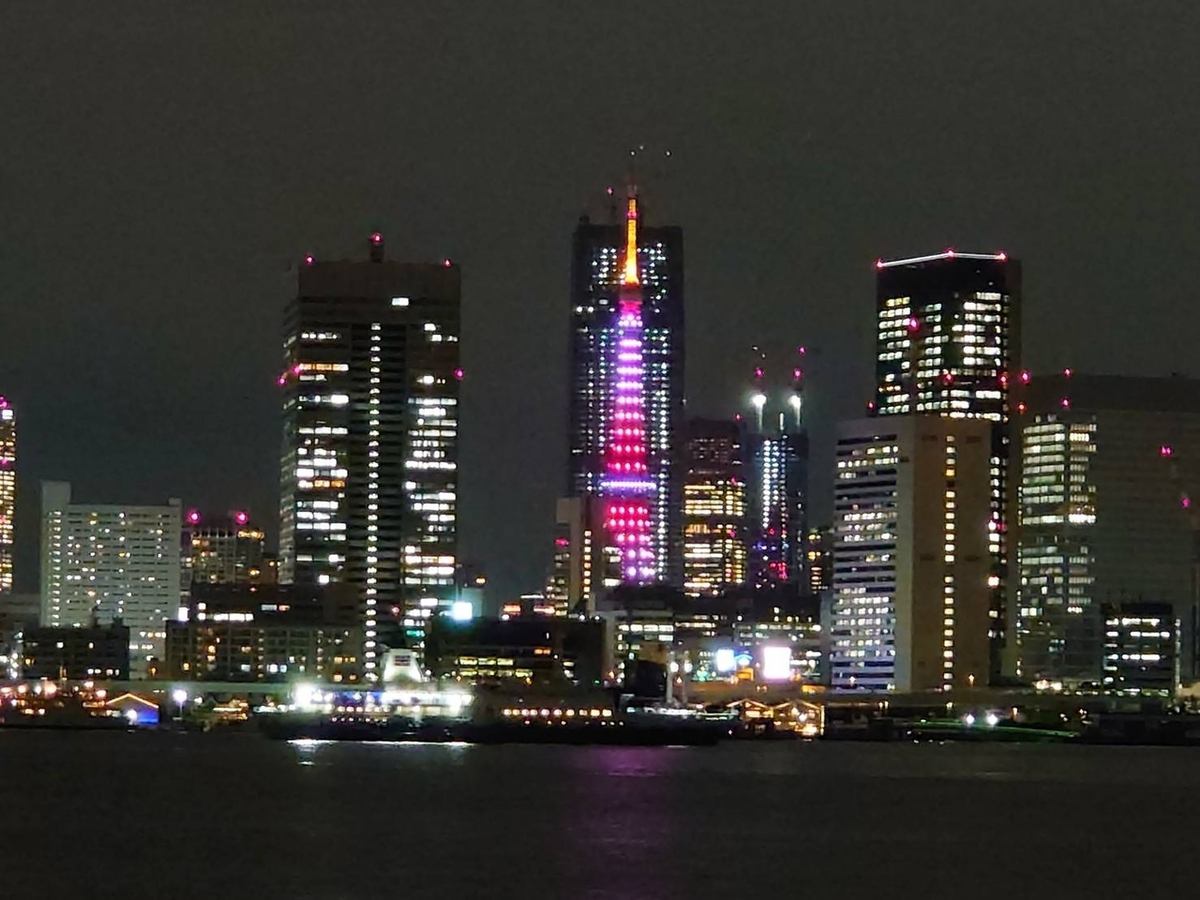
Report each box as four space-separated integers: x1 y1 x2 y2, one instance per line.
2 174 1198 706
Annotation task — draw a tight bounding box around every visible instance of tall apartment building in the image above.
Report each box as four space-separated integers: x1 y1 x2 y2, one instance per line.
278 233 460 679
830 417 993 692
872 250 1020 680
1015 374 1200 686
567 190 684 587
0 396 13 594
40 481 181 678
681 418 747 597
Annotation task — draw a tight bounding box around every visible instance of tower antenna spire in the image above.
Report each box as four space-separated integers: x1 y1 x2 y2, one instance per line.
621 151 641 287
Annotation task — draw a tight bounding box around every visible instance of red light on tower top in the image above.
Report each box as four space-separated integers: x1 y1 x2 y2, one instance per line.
186 510 201 526
1161 445 1174 458
874 259 884 270
234 511 249 526
997 251 1007 262
369 232 383 245
946 248 956 258
303 254 315 266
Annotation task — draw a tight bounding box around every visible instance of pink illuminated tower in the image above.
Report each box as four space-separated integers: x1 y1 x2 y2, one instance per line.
602 189 657 583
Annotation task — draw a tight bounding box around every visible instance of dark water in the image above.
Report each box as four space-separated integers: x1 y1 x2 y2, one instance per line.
1 732 1195 898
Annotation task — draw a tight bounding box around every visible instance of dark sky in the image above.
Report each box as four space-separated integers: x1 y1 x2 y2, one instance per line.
3 1 1199 602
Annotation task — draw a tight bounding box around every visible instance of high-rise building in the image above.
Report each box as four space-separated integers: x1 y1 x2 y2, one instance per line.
872 250 1020 681
830 417 993 692
182 510 267 587
805 526 832 596
0 396 13 594
681 418 747 597
278 233 460 679
545 496 600 616
1015 374 1200 686
746 359 808 589
568 189 684 587
40 481 182 678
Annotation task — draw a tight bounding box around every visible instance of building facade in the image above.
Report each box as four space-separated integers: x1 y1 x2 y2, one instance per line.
40 482 181 678
567 194 684 588
873 251 1021 681
1101 602 1176 697
681 418 747 597
0 396 14 594
182 511 267 587
278 233 460 679
830 417 993 692
22 623 130 680
1015 374 1200 686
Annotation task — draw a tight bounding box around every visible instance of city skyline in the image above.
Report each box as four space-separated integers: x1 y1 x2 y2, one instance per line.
3 3 1199 605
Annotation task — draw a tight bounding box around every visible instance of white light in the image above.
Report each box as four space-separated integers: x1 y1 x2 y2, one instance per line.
450 601 473 622
985 712 999 727
761 646 792 681
963 713 976 727
172 689 188 706
714 648 736 674
391 297 410 307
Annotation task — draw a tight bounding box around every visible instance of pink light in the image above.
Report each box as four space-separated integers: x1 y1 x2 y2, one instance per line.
946 248 956 257
1061 397 1071 409
276 374 287 386
443 258 452 268
997 251 1007 261
1020 370 1031 384
304 254 315 266
754 367 764 379
292 363 302 375
234 511 249 526
1017 402 1027 414
1183 496 1192 510
370 232 383 245
1063 367 1073 378
1161 445 1174 458
907 317 920 332
793 368 803 380
187 510 201 525
797 345 807 355
874 259 883 270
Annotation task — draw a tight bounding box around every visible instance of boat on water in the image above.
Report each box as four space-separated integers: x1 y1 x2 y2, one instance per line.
259 682 732 746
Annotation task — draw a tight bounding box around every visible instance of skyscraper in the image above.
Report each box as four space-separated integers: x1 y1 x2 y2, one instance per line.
830 417 993 692
746 358 808 589
872 250 1020 680
40 481 182 678
568 188 684 588
681 418 747 597
182 510 267 587
1015 373 1200 687
0 396 13 594
278 233 460 679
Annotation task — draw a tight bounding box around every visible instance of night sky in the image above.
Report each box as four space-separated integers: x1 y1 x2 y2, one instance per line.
3 2 1199 602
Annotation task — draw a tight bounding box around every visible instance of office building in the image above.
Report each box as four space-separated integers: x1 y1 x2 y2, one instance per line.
873 251 1021 680
542 496 600 616
681 418 747 597
0 396 14 593
1101 602 1176 697
182 510 267 587
424 615 605 686
278 233 460 679
567 188 684 587
21 622 130 680
806 526 832 596
1015 374 1200 685
830 417 993 692
40 482 181 678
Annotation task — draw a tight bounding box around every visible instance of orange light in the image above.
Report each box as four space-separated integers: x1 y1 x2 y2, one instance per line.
622 195 640 286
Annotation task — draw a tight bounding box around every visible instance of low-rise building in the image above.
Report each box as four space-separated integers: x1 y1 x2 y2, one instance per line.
22 622 130 680
1102 602 1176 697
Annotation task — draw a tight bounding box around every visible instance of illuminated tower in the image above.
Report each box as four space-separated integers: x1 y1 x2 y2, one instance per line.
279 233 460 679
568 186 684 588
872 251 1021 680
746 352 809 589
681 418 747 597
601 190 657 584
182 510 267 587
0 396 13 593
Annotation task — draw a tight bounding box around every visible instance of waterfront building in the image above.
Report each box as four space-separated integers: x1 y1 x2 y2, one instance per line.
681 418 747 597
830 416 994 692
567 188 684 587
1015 374 1200 685
278 233 460 678
21 622 130 680
424 615 605 686
872 251 1020 680
1101 602 1176 697
0 396 14 594
40 482 181 678
166 583 361 682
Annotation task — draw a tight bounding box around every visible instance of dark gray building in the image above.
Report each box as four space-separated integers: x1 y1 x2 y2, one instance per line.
22 622 130 680
1016 374 1200 688
278 233 460 680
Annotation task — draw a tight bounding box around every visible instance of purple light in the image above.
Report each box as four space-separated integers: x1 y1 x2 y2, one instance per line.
234 511 249 526
187 510 201 525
